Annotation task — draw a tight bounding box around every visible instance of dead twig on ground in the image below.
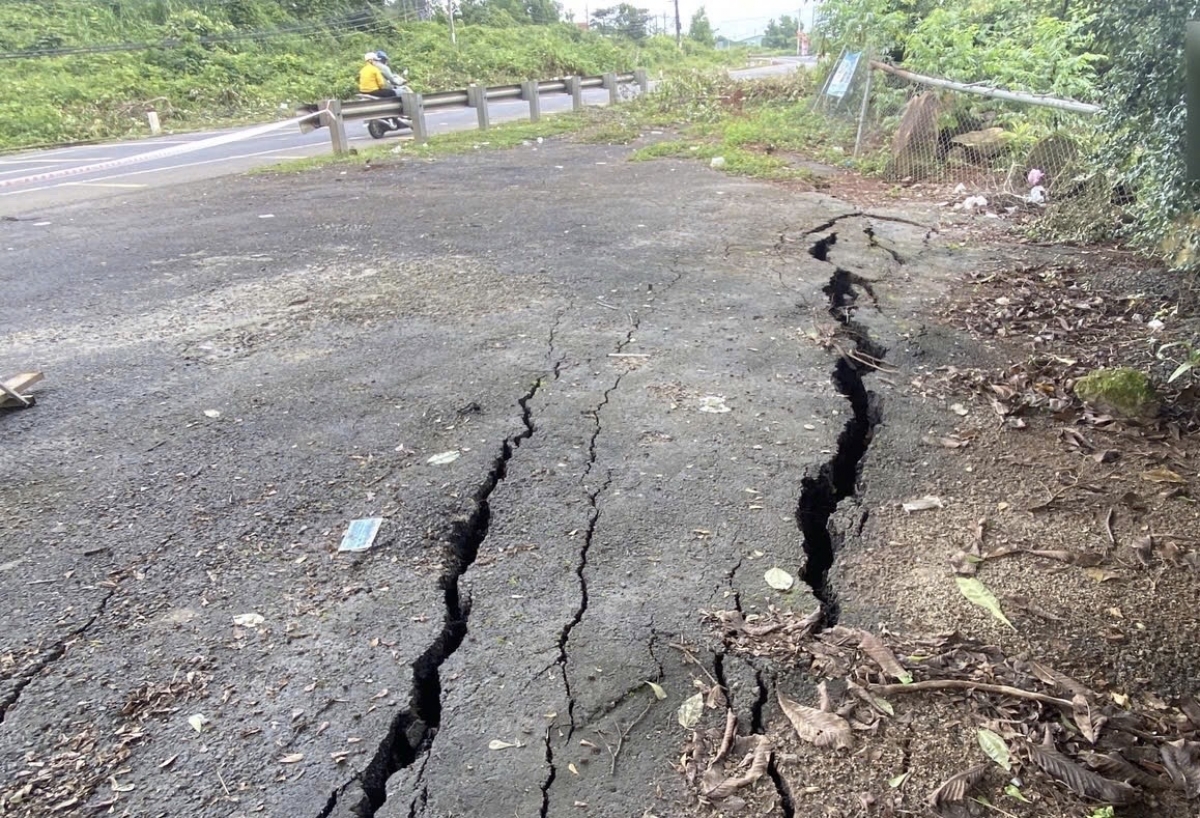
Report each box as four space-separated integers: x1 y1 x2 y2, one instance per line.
870 679 1073 709
669 641 720 688
596 700 653 775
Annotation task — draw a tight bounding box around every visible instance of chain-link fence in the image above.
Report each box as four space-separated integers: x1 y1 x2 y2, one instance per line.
814 52 1115 239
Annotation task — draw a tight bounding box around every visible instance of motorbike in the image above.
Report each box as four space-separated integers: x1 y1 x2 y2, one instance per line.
358 70 412 139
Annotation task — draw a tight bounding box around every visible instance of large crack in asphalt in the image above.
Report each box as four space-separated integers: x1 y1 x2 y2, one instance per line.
330 370 558 818
0 583 118 724
796 230 885 629
539 314 643 816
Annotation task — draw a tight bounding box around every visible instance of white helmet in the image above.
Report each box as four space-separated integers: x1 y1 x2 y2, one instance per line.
364 52 378 62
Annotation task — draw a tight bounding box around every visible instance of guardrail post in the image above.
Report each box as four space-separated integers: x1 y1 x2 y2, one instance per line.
634 68 649 94
602 72 619 105
324 99 348 155
400 90 428 144
566 76 583 111
521 80 542 123
467 84 490 130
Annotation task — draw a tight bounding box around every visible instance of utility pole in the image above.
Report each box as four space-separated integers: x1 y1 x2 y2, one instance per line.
447 0 456 45
674 0 681 46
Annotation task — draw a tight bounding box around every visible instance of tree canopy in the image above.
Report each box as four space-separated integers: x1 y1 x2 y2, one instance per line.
590 4 651 41
688 6 715 47
762 15 799 50
458 0 564 26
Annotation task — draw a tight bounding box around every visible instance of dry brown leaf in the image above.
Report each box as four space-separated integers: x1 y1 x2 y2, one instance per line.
1082 751 1167 790
1072 694 1106 745
1027 549 1083 564
856 630 913 685
777 690 852 750
1180 698 1200 731
1142 468 1187 484
703 736 772 801
980 545 1024 561
278 753 304 764
928 764 988 807
1027 736 1135 803
1161 739 1200 798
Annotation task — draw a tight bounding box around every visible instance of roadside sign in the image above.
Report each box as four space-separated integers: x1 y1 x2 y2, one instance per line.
825 51 861 99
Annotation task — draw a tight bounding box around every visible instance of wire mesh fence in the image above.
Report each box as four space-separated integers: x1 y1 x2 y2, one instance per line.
813 52 1114 239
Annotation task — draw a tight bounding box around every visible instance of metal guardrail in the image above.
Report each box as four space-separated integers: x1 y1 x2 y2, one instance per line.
298 70 646 154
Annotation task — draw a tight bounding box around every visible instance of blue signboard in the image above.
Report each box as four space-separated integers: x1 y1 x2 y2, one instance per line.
826 51 861 99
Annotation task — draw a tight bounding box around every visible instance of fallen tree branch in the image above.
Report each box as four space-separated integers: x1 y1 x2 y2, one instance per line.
870 679 1073 709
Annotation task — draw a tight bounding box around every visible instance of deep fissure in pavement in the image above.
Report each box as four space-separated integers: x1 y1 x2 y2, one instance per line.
346 379 542 818
538 725 557 818
0 584 117 723
767 755 798 818
796 232 885 628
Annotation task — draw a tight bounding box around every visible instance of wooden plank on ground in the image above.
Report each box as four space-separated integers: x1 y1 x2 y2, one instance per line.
3 372 43 393
0 371 43 408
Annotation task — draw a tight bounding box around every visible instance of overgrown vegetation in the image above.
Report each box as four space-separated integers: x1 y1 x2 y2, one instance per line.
627 70 837 181
0 0 740 150
815 0 1200 268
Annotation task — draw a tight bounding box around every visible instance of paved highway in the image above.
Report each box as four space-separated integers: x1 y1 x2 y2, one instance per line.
0 58 812 216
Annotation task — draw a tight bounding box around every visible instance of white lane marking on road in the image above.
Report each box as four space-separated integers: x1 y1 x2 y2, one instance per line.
62 182 148 189
0 116 315 190
0 157 117 165
1 144 329 195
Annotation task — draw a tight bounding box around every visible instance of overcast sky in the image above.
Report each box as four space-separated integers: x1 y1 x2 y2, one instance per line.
560 0 817 41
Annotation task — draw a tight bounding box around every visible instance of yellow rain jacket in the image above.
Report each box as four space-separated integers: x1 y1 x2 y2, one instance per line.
358 62 386 93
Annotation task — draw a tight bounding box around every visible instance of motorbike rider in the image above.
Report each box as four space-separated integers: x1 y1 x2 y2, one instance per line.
358 52 399 101
374 51 405 91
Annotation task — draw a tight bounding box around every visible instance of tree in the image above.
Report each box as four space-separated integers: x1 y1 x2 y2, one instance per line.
687 6 714 47
458 0 562 25
762 14 798 49
590 3 649 40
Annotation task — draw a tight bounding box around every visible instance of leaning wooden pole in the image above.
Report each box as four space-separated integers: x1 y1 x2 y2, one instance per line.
869 60 1102 115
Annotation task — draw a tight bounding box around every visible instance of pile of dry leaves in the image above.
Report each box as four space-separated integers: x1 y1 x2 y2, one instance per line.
696 608 1200 815
930 262 1198 430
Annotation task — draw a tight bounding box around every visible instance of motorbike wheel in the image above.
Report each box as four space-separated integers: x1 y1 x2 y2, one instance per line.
367 120 388 140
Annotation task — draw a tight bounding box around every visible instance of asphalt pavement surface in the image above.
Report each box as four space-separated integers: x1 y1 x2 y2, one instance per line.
1 54 964 818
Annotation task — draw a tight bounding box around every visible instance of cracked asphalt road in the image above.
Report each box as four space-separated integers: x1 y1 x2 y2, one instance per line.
0 137 953 817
